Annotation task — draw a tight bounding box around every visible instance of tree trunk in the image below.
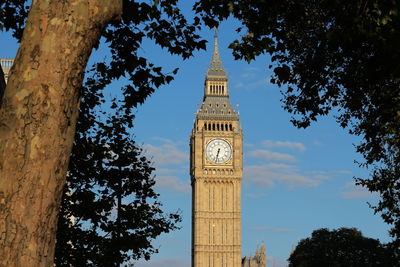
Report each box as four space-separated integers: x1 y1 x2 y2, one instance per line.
0 1 122 266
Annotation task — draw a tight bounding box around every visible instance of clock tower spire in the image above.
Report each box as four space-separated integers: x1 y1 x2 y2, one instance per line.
190 31 243 267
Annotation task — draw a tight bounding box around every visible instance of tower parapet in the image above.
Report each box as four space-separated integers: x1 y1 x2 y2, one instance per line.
0 58 14 83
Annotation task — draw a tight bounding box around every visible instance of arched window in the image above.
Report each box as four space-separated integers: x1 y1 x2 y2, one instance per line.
229 124 233 131
225 124 228 131
213 123 215 131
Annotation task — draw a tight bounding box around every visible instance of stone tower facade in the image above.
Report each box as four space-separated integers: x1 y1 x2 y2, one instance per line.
190 32 243 267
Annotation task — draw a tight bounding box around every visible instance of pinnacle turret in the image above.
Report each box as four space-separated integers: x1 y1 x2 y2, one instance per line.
206 29 227 78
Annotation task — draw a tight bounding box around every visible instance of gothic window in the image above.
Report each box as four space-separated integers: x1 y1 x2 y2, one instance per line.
212 123 215 130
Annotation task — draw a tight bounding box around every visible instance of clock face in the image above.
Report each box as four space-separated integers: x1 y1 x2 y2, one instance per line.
206 139 232 164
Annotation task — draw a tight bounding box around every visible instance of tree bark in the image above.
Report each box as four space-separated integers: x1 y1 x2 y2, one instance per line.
0 1 122 266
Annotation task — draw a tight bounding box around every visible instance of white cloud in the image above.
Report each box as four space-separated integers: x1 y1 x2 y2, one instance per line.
262 140 306 152
143 139 187 166
245 141 333 188
241 72 257 79
340 182 377 200
154 169 190 193
141 139 189 192
235 78 269 89
244 163 328 188
305 170 331 181
134 258 189 267
248 149 296 162
235 67 270 89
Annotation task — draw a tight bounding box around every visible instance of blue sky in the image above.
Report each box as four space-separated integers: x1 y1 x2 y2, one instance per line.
0 5 391 267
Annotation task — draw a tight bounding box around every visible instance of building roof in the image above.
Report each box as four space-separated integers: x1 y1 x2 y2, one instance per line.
197 96 238 120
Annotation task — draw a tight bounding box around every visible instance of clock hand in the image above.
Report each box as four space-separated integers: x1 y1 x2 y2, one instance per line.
216 148 220 163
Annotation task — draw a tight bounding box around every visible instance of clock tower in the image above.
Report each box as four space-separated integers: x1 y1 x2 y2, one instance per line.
190 32 243 267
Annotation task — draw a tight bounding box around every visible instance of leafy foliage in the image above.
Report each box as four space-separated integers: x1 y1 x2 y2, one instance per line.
54 95 181 266
288 228 395 267
194 0 400 247
52 1 206 265
0 0 28 39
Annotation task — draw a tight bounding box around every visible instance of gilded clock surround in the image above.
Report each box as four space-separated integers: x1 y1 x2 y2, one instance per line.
190 31 243 267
